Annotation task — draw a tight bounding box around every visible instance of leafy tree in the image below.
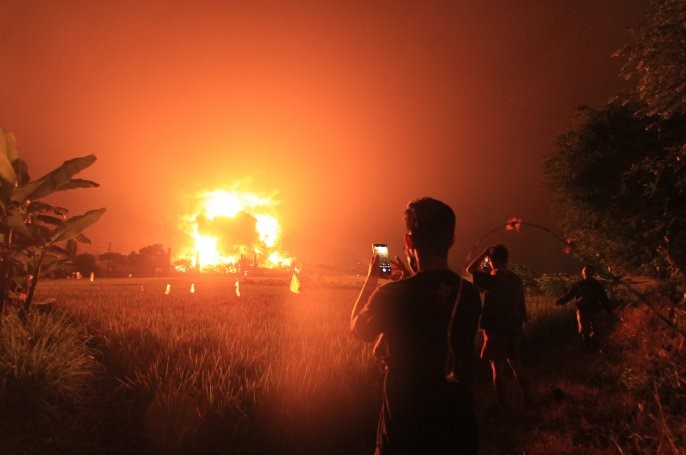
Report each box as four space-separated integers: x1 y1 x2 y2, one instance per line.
0 129 105 314
546 104 686 278
616 0 686 120
138 244 170 275
98 252 127 276
547 0 686 282
72 253 98 277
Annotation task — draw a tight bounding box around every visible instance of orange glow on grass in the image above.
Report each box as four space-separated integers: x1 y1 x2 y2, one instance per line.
177 187 294 271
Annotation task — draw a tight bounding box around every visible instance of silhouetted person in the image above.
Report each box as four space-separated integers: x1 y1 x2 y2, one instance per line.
351 197 482 455
467 244 531 410
556 264 612 351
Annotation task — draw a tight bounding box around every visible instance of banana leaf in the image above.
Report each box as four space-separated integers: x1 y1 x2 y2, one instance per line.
0 130 18 186
50 208 105 243
6 212 32 239
57 178 99 191
36 214 63 226
0 151 16 186
12 159 29 185
27 201 69 216
74 233 91 244
11 155 97 203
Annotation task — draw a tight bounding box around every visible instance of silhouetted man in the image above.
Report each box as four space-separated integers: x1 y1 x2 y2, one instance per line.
351 197 481 455
556 264 612 350
467 244 530 410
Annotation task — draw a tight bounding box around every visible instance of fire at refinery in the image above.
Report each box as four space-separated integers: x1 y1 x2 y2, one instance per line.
176 188 294 272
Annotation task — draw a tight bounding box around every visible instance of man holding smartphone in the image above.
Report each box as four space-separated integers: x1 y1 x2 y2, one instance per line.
467 244 531 411
351 197 482 455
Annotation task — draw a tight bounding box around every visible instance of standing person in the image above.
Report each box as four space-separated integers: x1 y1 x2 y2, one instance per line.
555 264 612 350
466 244 531 410
351 197 482 455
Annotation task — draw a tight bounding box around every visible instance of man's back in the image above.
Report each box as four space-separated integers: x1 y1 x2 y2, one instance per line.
353 270 481 454
473 268 526 336
356 270 481 386
567 278 609 311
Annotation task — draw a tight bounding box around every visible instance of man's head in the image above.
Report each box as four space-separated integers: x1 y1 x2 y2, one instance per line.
488 244 509 268
582 264 595 279
403 197 455 257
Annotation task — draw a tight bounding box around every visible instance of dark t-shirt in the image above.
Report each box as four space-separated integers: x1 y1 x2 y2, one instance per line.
559 278 610 312
353 270 482 454
472 268 526 336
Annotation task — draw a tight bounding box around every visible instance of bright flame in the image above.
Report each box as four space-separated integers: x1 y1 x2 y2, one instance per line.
177 187 294 271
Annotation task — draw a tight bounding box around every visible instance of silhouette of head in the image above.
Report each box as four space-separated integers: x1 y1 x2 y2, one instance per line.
403 197 455 256
488 244 509 267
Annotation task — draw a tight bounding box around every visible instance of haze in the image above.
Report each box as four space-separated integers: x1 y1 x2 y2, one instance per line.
0 1 650 272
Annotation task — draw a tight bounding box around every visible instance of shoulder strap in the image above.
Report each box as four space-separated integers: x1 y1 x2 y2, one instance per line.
445 276 465 381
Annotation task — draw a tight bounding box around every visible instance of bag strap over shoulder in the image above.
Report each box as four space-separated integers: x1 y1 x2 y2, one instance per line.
445 276 465 382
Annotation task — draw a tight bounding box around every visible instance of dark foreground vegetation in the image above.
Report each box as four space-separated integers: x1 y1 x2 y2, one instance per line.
0 276 684 455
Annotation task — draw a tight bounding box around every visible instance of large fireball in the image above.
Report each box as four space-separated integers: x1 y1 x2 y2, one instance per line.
178 189 293 271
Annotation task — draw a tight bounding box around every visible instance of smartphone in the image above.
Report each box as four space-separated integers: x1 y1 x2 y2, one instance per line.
372 243 392 277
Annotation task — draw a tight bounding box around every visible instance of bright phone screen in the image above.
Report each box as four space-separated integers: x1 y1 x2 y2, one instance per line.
372 244 392 276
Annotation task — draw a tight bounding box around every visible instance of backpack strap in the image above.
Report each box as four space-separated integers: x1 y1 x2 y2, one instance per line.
445 276 465 381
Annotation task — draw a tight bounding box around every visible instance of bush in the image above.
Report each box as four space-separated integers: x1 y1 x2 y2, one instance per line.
0 311 99 429
536 273 577 297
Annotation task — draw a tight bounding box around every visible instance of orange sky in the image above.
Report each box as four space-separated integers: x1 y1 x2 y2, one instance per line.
0 0 650 271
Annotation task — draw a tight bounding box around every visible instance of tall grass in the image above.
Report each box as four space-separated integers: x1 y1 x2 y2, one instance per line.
0 310 101 453
32 276 380 454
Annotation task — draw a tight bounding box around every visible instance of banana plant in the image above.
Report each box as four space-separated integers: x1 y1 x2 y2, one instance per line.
0 129 105 315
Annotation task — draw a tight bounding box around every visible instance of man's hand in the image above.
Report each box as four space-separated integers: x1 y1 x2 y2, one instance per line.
389 255 411 281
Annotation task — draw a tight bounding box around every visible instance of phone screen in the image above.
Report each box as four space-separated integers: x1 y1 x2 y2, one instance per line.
372 243 392 277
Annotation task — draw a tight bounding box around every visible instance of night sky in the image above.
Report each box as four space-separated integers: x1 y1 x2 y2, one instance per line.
0 1 651 272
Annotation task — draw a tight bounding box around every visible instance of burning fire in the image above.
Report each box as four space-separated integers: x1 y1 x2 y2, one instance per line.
177 188 294 271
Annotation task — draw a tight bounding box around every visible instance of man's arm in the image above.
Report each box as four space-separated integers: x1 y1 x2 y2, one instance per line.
350 255 382 341
350 274 379 331
466 247 489 276
451 283 482 388
555 283 577 306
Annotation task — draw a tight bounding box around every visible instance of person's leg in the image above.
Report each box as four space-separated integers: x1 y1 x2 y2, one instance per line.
490 360 508 408
577 310 591 348
587 314 600 351
506 356 531 404
506 339 531 404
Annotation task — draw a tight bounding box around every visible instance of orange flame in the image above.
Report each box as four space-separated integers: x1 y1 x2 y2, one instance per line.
177 188 294 271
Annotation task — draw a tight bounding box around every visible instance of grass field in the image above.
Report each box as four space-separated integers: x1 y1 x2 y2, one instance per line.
21 274 383 454
2 273 682 454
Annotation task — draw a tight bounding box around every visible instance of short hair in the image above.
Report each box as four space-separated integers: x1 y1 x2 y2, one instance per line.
488 244 509 264
404 197 455 255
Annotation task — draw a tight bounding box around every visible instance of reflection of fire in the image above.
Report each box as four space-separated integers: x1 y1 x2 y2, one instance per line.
178 189 293 271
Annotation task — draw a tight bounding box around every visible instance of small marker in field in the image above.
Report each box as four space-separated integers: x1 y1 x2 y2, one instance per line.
235 280 240 297
190 283 195 294
165 283 171 295
290 268 300 294
90 272 94 282
140 285 145 292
